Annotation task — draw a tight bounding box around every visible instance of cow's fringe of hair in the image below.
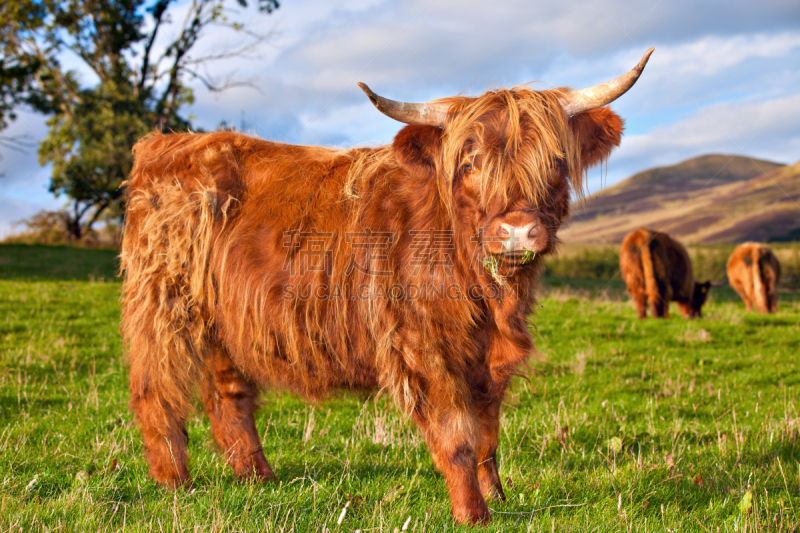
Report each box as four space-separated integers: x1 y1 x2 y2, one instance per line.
341 88 583 234
342 88 583 224
440 88 580 216
121 178 235 419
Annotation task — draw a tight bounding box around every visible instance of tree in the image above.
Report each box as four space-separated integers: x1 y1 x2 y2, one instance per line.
0 0 279 240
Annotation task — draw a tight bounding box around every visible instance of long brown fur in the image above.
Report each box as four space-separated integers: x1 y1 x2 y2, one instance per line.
727 242 780 313
120 88 624 524
620 228 711 319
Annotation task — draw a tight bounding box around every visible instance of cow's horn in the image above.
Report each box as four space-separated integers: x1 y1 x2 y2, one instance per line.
358 82 450 127
561 48 654 116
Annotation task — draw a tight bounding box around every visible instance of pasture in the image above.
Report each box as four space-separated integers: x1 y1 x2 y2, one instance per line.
1 244 800 531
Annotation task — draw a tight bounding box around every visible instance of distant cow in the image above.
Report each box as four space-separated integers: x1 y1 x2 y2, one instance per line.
620 228 711 319
727 243 780 313
121 51 653 524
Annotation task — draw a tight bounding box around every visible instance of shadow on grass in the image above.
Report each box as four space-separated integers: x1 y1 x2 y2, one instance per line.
0 244 118 281
0 395 70 421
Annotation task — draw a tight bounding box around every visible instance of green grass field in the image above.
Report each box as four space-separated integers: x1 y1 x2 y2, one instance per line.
2 244 800 532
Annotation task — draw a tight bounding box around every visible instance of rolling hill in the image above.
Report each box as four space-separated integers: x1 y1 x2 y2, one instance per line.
562 154 800 244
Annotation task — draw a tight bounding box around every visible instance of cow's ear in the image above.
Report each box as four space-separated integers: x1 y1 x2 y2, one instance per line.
393 125 442 179
570 107 624 169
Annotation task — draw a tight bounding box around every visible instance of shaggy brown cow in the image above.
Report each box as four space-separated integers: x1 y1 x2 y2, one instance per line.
620 228 711 319
121 50 653 524
727 242 780 313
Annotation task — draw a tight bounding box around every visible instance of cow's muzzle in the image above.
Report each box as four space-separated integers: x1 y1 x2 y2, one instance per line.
497 221 546 254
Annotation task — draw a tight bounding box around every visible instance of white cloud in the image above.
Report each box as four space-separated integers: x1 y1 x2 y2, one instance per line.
621 94 800 159
591 93 800 191
663 33 800 76
538 32 800 118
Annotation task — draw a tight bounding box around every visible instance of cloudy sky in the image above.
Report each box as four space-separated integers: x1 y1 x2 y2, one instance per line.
1 0 799 236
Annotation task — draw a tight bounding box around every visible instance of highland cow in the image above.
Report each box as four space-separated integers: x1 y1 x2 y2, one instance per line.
620 227 711 319
120 50 653 524
727 242 780 313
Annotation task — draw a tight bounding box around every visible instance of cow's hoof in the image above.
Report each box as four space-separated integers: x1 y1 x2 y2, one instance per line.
232 454 274 482
151 465 191 490
453 500 491 526
155 476 192 490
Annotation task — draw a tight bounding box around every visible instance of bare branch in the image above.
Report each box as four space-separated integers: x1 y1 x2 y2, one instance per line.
0 134 37 155
156 0 210 122
138 0 171 95
85 200 112 229
183 67 261 94
182 26 277 64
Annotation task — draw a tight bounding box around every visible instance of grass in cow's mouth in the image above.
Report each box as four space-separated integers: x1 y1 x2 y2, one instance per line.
482 254 506 285
521 250 535 264
2 244 800 531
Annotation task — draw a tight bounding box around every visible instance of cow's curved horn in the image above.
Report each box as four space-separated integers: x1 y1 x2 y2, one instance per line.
358 82 450 127
561 48 654 116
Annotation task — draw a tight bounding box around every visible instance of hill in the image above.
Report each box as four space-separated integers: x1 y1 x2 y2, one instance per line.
562 154 800 244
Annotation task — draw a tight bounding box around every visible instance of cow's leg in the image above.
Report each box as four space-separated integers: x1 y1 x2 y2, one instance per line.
200 345 273 481
412 405 489 524
652 297 668 318
129 348 192 488
475 398 505 501
743 296 752 312
633 291 648 319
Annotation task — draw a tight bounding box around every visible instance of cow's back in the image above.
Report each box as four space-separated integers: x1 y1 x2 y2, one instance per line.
727 244 752 303
655 232 694 303
620 228 693 303
121 131 370 398
127 131 356 218
620 229 650 294
727 242 780 313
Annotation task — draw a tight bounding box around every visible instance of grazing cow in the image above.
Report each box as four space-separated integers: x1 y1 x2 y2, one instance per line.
620 228 711 319
121 50 653 524
727 243 780 313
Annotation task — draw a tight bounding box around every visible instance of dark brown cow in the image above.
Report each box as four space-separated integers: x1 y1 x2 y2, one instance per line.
620 228 711 319
121 50 653 524
727 242 780 313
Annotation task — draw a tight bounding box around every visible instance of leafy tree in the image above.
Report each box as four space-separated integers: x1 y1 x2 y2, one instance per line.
0 0 279 240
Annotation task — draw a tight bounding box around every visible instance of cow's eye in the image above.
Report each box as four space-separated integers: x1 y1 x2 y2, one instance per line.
463 162 474 172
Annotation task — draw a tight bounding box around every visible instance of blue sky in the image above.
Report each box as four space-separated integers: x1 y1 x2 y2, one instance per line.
1 0 799 236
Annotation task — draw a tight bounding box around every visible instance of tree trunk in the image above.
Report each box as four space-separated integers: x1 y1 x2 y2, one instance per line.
67 218 83 243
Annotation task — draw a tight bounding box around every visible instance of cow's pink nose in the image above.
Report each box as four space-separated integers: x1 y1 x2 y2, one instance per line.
499 222 540 251
499 222 538 238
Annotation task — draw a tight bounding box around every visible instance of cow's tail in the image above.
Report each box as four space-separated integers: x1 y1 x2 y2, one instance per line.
640 234 659 306
121 177 235 419
752 246 769 313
